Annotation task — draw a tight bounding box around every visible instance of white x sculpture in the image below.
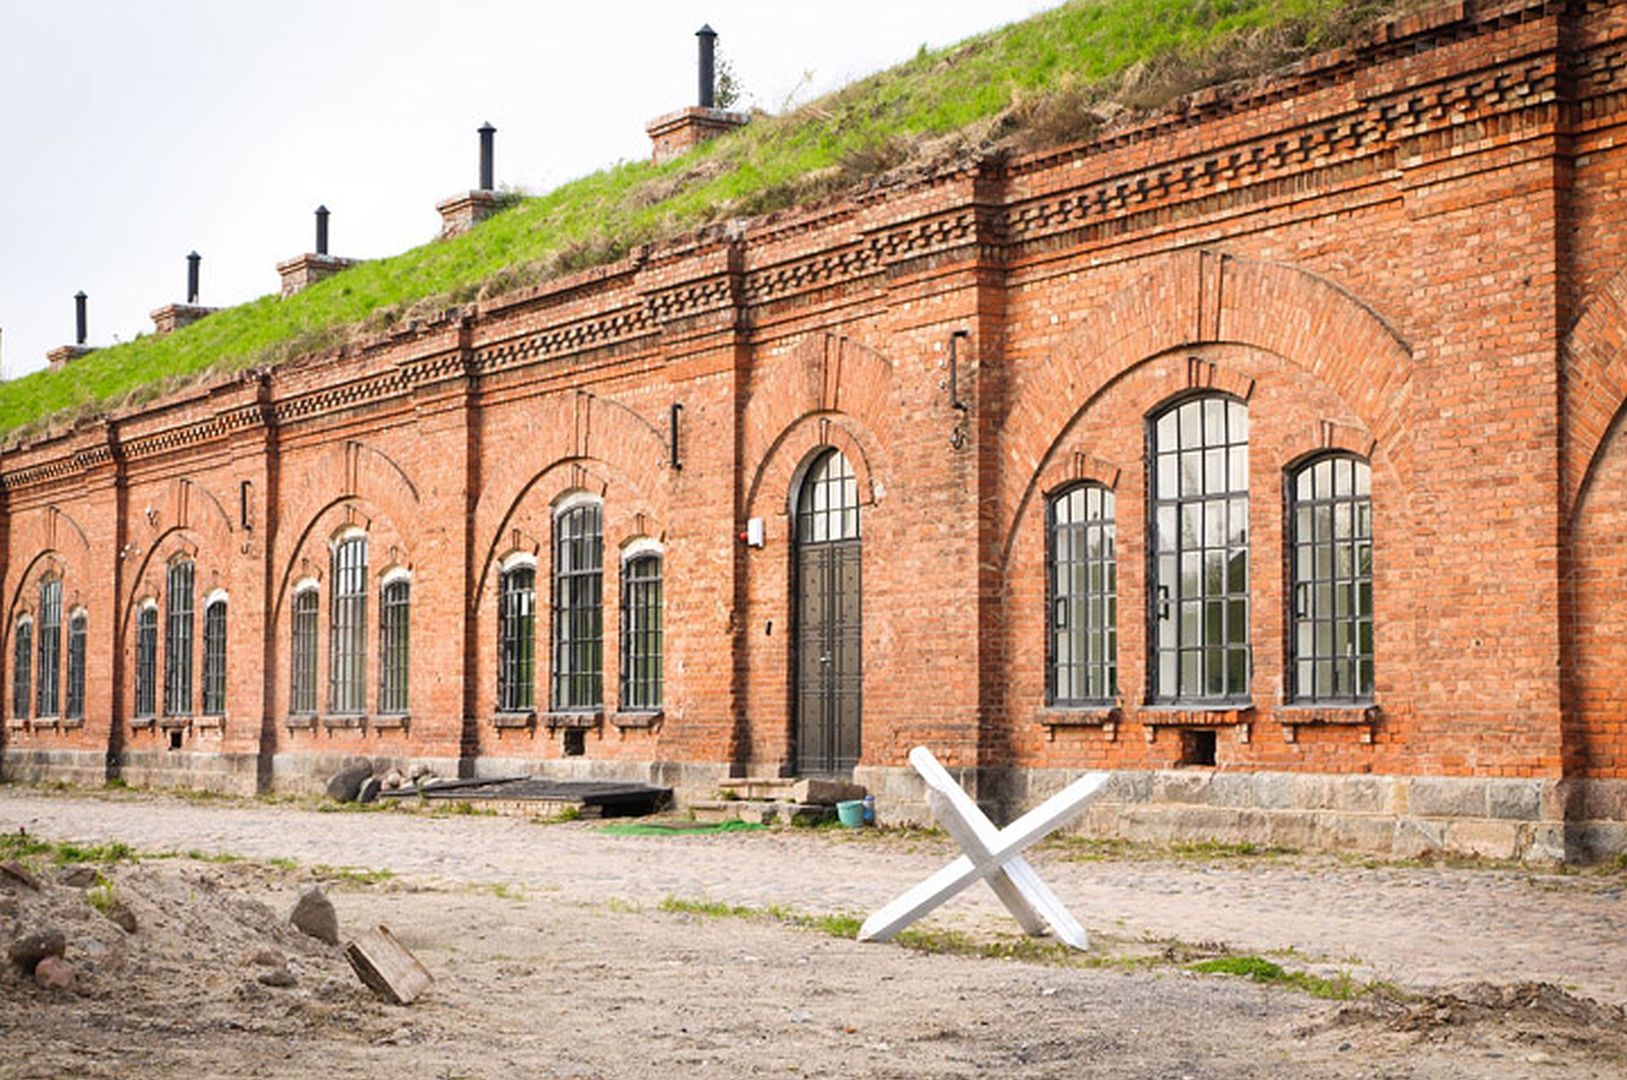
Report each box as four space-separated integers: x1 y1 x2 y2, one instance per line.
858 746 1108 950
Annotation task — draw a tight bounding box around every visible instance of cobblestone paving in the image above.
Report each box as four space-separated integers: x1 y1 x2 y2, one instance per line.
3 787 1624 1004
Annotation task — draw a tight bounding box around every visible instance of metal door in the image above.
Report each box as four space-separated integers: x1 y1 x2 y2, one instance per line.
794 450 862 776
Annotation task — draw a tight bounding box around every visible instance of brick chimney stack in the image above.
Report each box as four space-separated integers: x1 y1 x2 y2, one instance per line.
437 123 506 239
150 251 219 335
645 24 749 165
278 206 358 297
48 292 94 369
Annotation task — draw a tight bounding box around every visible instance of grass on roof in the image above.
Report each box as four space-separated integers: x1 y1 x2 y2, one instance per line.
0 0 1417 442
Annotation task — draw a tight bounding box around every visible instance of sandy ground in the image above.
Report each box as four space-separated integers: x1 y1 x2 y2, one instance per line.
1 786 1625 1078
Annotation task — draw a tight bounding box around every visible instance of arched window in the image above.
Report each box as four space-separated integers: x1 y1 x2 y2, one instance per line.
36 578 61 720
621 552 663 711
134 605 157 719
553 501 603 711
1149 395 1250 702
1289 454 1373 702
164 558 194 716
202 597 228 716
65 612 86 723
498 563 536 712
12 617 32 720
290 588 319 716
378 575 410 715
1048 485 1116 705
329 534 367 714
796 449 860 544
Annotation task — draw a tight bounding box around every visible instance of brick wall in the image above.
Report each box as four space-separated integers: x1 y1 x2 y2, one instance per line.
2 1 1625 856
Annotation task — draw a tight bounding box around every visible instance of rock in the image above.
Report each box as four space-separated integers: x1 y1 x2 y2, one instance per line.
290 888 339 945
325 757 374 803
9 929 66 973
105 904 137 934
250 948 285 968
358 777 382 805
0 861 41 890
407 763 431 781
57 865 98 888
0 897 17 918
257 967 297 988
382 769 405 791
33 955 76 992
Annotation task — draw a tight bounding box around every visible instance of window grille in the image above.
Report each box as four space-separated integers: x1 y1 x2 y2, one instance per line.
134 607 157 719
329 536 368 714
378 579 410 714
1048 485 1117 704
202 600 227 716
290 590 318 715
36 579 61 719
65 613 86 722
164 560 194 716
1290 454 1374 702
1149 395 1250 702
796 450 860 543
12 620 32 720
552 504 604 711
621 555 663 711
498 566 535 711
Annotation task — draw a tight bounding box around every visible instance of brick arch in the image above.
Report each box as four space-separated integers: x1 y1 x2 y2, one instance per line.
473 389 669 560
1563 265 1627 517
742 332 894 494
4 551 68 646
1006 250 1413 506
276 438 425 574
1034 449 1125 500
744 414 883 525
474 456 663 611
268 497 412 631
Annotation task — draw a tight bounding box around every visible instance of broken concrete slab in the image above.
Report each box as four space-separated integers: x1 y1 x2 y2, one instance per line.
344 925 432 1005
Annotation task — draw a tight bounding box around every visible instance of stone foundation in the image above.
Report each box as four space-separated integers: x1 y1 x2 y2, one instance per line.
858 766 1598 864
114 749 261 796
1 748 108 788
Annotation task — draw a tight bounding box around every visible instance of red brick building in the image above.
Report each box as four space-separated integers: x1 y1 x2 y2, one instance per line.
5 0 1627 861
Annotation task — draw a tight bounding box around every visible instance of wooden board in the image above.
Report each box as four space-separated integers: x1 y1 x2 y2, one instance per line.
343 925 433 1005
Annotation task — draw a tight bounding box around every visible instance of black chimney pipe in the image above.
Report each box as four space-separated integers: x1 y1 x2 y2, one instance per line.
478 123 496 191
315 205 330 256
74 292 87 345
697 25 717 108
186 251 201 304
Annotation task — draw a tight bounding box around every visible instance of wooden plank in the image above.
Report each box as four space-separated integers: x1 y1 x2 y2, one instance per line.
344 925 433 1005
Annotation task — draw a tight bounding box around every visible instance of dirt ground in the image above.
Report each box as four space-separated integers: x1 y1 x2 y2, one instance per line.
2 786 1625 1079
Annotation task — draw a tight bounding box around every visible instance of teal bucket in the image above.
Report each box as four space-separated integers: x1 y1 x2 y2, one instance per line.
835 799 865 828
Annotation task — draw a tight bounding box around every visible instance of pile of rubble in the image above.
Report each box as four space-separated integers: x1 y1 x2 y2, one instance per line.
325 757 450 804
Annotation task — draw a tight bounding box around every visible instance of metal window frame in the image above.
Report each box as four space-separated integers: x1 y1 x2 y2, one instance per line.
290 590 319 715
498 566 536 711
1146 393 1252 704
1287 453 1375 704
12 619 32 720
163 559 194 717
328 536 368 714
551 503 604 712
620 554 663 711
35 578 61 719
1046 483 1118 706
65 613 86 721
378 578 410 715
202 599 228 716
134 606 157 719
795 449 861 545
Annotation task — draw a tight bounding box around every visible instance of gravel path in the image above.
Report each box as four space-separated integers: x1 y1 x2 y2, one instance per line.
4 786 1625 1004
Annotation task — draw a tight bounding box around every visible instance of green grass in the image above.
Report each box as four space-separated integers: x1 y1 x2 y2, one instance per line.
310 863 395 886
0 0 1417 442
1188 954 1398 1000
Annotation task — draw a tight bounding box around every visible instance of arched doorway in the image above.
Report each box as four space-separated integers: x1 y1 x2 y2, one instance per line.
793 448 862 776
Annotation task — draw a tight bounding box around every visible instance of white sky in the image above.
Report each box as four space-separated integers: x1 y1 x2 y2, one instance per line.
0 0 1056 379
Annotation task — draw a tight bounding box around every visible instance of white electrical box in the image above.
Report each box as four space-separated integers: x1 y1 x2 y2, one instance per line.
746 518 765 548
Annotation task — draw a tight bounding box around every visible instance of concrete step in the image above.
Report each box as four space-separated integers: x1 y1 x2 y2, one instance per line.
715 777 867 805
689 799 831 826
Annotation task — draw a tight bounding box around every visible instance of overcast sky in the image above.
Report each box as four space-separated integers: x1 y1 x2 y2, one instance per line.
0 1 1056 379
